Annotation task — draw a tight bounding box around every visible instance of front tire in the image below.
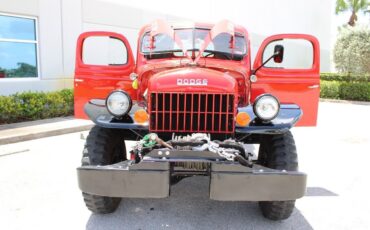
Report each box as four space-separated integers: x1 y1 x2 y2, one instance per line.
258 131 298 220
81 126 126 214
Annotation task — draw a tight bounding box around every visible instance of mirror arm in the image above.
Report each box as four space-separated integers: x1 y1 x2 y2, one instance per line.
252 52 278 75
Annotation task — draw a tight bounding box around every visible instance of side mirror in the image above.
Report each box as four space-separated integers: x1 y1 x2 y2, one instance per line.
252 43 284 75
273 45 284 63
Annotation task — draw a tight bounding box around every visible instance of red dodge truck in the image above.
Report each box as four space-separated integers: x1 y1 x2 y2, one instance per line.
75 19 320 220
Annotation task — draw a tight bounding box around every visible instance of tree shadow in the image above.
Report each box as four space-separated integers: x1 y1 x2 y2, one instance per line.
86 176 313 230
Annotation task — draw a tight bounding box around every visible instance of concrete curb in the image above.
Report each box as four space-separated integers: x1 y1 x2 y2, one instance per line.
0 117 94 145
319 98 370 106
0 125 93 145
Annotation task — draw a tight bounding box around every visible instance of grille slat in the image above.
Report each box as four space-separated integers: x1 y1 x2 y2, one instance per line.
169 93 172 130
155 93 158 130
150 92 234 133
211 94 215 132
226 95 229 131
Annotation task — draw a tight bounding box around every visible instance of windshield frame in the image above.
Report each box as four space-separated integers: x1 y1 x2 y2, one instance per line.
139 27 248 59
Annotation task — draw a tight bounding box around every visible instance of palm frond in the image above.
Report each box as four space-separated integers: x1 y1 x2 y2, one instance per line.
336 0 349 14
359 0 369 9
352 0 369 11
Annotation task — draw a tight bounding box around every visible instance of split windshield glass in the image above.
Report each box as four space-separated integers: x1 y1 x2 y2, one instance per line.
141 28 247 60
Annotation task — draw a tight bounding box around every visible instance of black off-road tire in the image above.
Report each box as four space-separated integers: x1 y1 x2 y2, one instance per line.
258 131 298 221
81 126 126 214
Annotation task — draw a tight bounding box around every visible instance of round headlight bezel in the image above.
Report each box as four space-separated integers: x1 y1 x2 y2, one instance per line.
253 94 280 121
105 90 132 117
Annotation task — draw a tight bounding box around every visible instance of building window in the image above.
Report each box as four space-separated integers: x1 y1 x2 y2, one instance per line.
0 13 38 79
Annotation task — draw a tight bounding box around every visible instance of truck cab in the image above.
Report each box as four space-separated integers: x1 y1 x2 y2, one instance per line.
74 19 320 220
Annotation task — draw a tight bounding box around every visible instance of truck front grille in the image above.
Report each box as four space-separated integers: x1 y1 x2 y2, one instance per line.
149 92 235 133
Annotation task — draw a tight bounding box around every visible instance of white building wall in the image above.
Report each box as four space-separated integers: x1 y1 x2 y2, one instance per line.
61 0 82 77
0 0 333 95
38 0 64 79
0 0 71 95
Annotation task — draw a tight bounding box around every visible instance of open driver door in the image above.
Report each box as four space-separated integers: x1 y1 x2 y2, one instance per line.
74 31 135 119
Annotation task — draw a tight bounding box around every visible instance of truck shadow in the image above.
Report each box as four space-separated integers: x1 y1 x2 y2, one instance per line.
86 176 313 230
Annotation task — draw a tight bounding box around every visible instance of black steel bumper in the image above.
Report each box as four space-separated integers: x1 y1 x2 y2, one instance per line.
84 100 302 134
210 163 306 201
78 161 170 198
77 159 306 201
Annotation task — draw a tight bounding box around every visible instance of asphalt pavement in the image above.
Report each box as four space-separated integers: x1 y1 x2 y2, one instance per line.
0 101 369 230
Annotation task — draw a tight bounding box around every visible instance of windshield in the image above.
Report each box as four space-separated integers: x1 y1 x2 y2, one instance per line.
141 28 247 60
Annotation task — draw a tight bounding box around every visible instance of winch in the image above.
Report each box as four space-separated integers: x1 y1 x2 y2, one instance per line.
130 133 253 168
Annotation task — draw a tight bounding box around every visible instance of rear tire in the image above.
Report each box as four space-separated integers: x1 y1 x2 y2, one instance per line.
81 126 126 214
258 131 298 220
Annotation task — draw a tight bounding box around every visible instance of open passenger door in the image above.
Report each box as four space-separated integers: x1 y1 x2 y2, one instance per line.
74 31 135 119
252 34 320 126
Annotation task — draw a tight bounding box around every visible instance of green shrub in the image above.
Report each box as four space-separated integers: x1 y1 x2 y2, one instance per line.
333 27 370 74
0 89 73 124
320 81 341 99
339 82 370 101
320 80 370 101
321 72 370 82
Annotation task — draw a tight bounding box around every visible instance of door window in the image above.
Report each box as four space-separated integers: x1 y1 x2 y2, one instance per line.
262 39 313 69
82 36 128 66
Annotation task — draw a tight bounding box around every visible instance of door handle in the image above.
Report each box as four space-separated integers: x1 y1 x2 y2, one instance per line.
308 84 319 89
75 79 84 82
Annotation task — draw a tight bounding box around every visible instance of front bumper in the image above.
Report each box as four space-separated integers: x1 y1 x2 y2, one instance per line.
210 163 306 201
78 161 170 198
77 158 306 201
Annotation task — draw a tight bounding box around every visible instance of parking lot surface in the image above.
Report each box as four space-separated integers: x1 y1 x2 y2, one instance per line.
0 102 369 230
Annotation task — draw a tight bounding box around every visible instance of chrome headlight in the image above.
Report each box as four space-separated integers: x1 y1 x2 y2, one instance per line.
253 94 280 121
106 90 132 117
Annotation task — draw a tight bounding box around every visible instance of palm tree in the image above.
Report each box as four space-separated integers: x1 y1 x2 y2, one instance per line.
336 0 369 26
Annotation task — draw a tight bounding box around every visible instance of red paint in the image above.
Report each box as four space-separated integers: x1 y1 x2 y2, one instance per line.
146 67 238 94
74 22 320 128
252 34 320 126
74 31 135 119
